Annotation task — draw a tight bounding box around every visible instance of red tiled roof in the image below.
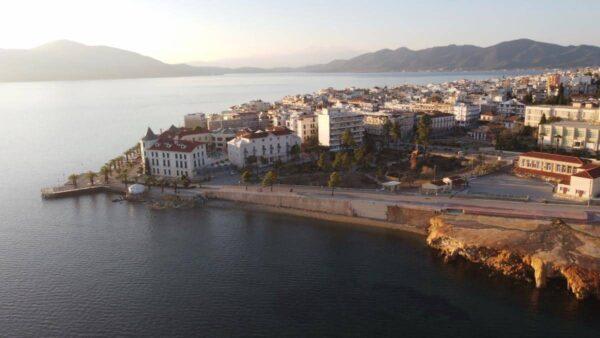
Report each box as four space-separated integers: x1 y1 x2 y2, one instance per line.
519 152 585 165
149 140 204 153
573 166 600 179
514 167 571 184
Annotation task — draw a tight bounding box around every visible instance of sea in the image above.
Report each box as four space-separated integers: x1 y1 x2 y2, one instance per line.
1 71 599 337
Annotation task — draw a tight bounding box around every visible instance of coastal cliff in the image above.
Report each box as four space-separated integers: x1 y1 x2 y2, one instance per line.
427 215 600 300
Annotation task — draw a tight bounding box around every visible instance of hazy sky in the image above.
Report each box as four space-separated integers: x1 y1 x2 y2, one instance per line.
1 0 599 65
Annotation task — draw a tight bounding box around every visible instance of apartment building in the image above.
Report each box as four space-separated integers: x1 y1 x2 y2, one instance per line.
538 121 600 152
524 104 600 127
317 107 364 152
453 103 481 126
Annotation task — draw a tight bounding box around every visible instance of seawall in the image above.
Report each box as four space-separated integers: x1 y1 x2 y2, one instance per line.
202 189 436 235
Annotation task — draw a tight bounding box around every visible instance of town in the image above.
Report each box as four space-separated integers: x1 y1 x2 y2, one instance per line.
110 67 600 203
40 69 600 302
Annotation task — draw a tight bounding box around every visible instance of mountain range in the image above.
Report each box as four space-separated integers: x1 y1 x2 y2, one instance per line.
1 39 600 82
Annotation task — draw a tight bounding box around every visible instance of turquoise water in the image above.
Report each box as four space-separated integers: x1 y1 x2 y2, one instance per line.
3 71 600 337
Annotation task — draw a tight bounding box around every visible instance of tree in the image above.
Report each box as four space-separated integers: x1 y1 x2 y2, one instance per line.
241 170 252 190
554 135 563 153
159 178 167 193
382 119 392 147
100 166 110 184
262 170 277 192
341 152 352 171
117 171 129 190
539 113 547 125
68 174 78 187
173 181 178 194
538 129 546 152
302 135 320 154
85 171 97 186
290 144 301 160
341 129 356 151
317 153 329 171
416 114 432 147
144 175 156 191
332 152 344 170
354 146 367 168
180 175 191 188
328 171 341 196
389 121 401 149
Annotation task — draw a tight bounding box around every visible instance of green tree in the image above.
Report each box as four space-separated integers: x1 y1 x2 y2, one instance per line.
341 152 352 171
262 170 277 192
389 121 402 148
144 175 156 191
159 178 167 193
328 171 341 196
68 174 78 187
85 171 97 186
382 119 392 147
317 153 329 171
180 174 191 188
117 171 129 190
100 165 110 184
290 144 301 160
354 146 367 168
416 114 432 147
341 129 356 151
332 152 344 170
241 170 252 190
539 113 547 125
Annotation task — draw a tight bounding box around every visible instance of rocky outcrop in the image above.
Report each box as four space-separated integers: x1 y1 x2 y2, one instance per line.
427 215 600 300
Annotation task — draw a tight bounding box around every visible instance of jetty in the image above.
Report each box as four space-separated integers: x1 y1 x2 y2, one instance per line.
41 184 124 199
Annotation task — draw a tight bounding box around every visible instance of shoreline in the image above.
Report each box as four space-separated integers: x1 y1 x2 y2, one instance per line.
205 199 427 236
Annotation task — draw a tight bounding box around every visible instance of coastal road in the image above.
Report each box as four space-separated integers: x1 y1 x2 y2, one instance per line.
205 184 600 223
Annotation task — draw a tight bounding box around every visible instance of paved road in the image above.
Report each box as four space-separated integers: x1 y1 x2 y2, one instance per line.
204 184 600 223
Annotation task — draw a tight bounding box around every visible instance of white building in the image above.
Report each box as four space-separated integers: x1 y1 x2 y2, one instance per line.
140 128 209 178
538 121 600 152
285 112 318 142
524 104 600 127
227 127 302 168
317 107 364 152
453 103 481 126
556 166 600 200
497 99 525 117
423 112 456 136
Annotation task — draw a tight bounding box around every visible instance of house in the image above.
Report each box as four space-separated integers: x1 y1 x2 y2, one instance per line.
227 126 302 168
538 121 600 153
453 103 481 126
443 176 466 189
556 165 600 200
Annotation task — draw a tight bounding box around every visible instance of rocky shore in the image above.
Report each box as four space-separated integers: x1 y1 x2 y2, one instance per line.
427 214 600 300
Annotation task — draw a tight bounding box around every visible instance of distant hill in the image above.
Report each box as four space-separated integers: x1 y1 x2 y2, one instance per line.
0 40 232 82
298 39 600 72
2 39 600 82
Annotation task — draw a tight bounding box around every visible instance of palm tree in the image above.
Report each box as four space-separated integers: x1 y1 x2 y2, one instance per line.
554 135 562 153
538 130 546 152
173 181 178 194
100 166 110 184
328 171 341 196
159 178 167 193
68 174 78 187
117 171 129 189
262 170 277 192
85 171 97 186
144 175 156 191
390 121 401 152
241 170 252 190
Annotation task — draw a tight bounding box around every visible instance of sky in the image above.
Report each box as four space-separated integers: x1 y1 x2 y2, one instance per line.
1 0 599 66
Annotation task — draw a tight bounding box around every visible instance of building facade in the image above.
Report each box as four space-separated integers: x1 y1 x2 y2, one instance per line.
227 127 302 168
524 104 600 127
453 103 481 126
317 107 364 152
538 121 600 152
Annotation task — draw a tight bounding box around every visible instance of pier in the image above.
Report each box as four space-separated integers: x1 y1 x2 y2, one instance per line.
41 185 124 199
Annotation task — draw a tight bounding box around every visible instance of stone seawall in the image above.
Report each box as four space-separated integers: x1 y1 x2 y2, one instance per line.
203 189 435 234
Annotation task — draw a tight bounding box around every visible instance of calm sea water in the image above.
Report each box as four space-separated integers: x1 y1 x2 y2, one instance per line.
1 72 599 337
